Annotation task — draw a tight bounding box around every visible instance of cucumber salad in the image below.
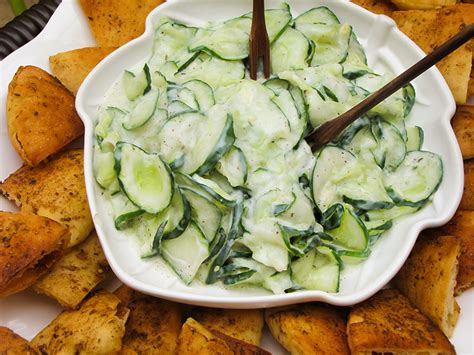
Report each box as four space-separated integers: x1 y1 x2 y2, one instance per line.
93 4 443 293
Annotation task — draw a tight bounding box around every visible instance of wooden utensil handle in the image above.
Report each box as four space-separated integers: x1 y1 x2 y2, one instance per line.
307 23 474 152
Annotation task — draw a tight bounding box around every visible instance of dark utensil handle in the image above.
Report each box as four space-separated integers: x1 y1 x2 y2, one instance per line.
0 0 62 60
307 23 474 152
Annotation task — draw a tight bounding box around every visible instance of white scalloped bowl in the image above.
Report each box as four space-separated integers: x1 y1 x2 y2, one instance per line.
76 0 463 308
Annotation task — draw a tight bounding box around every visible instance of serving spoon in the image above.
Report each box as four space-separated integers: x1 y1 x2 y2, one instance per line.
249 0 270 80
306 23 474 152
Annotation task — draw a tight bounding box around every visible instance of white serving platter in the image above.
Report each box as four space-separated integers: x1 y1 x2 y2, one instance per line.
0 1 472 353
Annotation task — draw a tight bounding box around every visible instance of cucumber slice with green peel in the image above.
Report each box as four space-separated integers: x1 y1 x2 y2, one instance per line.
123 90 159 130
291 246 340 292
158 61 179 82
175 53 246 88
123 64 151 101
326 205 368 251
384 151 443 207
182 187 222 242
189 17 251 60
363 205 420 229
168 86 199 110
344 32 367 67
94 146 117 189
183 80 215 112
191 174 236 207
151 70 168 92
294 6 340 27
270 27 310 74
161 188 191 240
160 222 209 284
406 126 424 151
195 113 235 175
370 119 407 171
150 22 198 70
263 78 290 96
278 224 320 257
403 83 416 117
243 5 292 44
312 145 393 211
289 85 309 123
110 192 144 230
168 101 197 118
115 142 174 214
215 146 248 187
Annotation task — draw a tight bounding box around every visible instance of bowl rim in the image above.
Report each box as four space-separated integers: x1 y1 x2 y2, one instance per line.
76 0 463 308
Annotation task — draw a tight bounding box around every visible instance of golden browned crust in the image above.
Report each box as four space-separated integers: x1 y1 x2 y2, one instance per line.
6 65 84 166
49 47 116 95
437 210 474 294
350 0 396 16
460 159 474 210
393 235 461 336
176 318 233 355
452 105 474 160
31 290 129 354
113 285 182 355
347 289 455 354
265 304 350 355
79 0 165 47
33 231 111 309
190 308 264 346
392 6 473 104
0 327 38 355
0 149 93 248
0 212 69 298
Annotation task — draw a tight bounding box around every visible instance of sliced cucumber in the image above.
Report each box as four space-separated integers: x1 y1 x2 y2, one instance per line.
182 187 222 242
110 192 143 230
175 53 245 88
168 100 197 118
406 126 424 151
94 146 117 190
115 142 173 214
263 78 290 96
123 90 159 130
183 80 215 112
160 222 209 284
123 64 151 101
370 119 407 171
326 205 368 251
312 145 393 211
161 188 191 240
271 27 310 74
150 22 198 70
384 151 443 207
190 17 251 60
168 86 199 110
191 174 236 207
243 4 292 43
291 246 340 292
403 83 416 117
215 146 248 187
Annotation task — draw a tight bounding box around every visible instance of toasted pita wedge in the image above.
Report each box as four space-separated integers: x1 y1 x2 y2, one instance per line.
190 308 264 346
460 159 474 210
350 0 396 16
265 304 350 355
31 290 129 354
79 0 165 47
452 105 474 160
0 149 93 248
113 285 182 354
0 212 69 298
347 289 455 354
49 47 116 95
393 234 461 336
0 327 37 355
6 65 84 166
33 231 110 309
176 318 269 355
468 69 474 97
437 210 474 294
392 6 473 104
391 0 456 10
